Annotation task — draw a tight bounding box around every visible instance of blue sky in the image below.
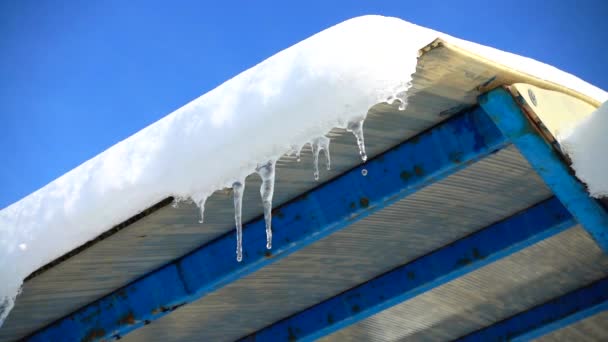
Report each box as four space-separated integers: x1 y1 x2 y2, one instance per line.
1 0 607 209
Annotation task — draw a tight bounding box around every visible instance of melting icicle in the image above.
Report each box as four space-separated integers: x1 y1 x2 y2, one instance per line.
191 193 208 223
0 286 21 328
288 144 302 162
197 197 207 224
386 81 411 111
347 119 367 162
0 296 14 327
171 196 190 209
295 145 304 162
256 160 276 249
386 94 408 110
311 136 331 180
233 180 245 262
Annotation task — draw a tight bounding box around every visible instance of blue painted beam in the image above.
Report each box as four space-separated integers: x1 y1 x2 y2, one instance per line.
27 107 509 341
456 277 608 341
239 197 575 342
479 88 608 252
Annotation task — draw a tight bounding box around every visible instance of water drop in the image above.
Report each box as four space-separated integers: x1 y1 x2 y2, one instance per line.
232 180 245 262
312 136 331 180
347 119 367 162
257 160 276 249
361 169 368 176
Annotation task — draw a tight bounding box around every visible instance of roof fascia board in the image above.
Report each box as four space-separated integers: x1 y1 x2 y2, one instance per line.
480 88 608 252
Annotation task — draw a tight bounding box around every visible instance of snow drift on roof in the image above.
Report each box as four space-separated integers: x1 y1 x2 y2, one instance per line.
560 101 608 198
1 15 606 325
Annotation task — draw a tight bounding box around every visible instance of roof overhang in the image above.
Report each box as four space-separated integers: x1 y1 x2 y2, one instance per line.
1 38 606 342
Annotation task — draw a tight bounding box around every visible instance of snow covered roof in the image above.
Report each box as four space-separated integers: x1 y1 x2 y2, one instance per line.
1 15 606 338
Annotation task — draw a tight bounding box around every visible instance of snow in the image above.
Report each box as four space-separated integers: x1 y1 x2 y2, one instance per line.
560 101 608 198
1 15 607 325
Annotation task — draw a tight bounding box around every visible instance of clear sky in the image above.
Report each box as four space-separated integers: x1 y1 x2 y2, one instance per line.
1 0 607 209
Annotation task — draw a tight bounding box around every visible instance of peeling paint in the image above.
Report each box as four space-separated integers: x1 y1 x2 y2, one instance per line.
81 328 106 342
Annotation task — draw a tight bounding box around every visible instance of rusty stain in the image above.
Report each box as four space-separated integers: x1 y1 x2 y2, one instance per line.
472 247 482 259
273 208 285 219
264 250 272 258
449 152 463 163
359 197 370 208
400 171 412 182
414 165 424 176
294 214 302 221
80 306 101 324
456 257 472 266
352 304 361 313
288 327 297 342
327 314 335 324
171 303 186 311
118 312 135 325
116 289 128 300
346 293 361 300
407 271 415 280
349 202 356 209
81 328 106 342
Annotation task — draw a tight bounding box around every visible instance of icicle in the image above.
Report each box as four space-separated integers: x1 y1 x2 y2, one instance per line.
311 137 331 180
386 81 411 111
347 119 367 162
232 180 245 262
0 286 21 328
386 94 408 110
295 145 303 162
288 144 300 162
256 160 276 249
191 193 209 224
0 296 14 327
197 197 207 224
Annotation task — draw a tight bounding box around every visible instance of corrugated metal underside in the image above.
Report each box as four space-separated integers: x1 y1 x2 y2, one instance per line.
537 311 608 342
2 39 606 341
321 225 608 341
124 148 608 342
1 35 468 341
1 67 450 341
